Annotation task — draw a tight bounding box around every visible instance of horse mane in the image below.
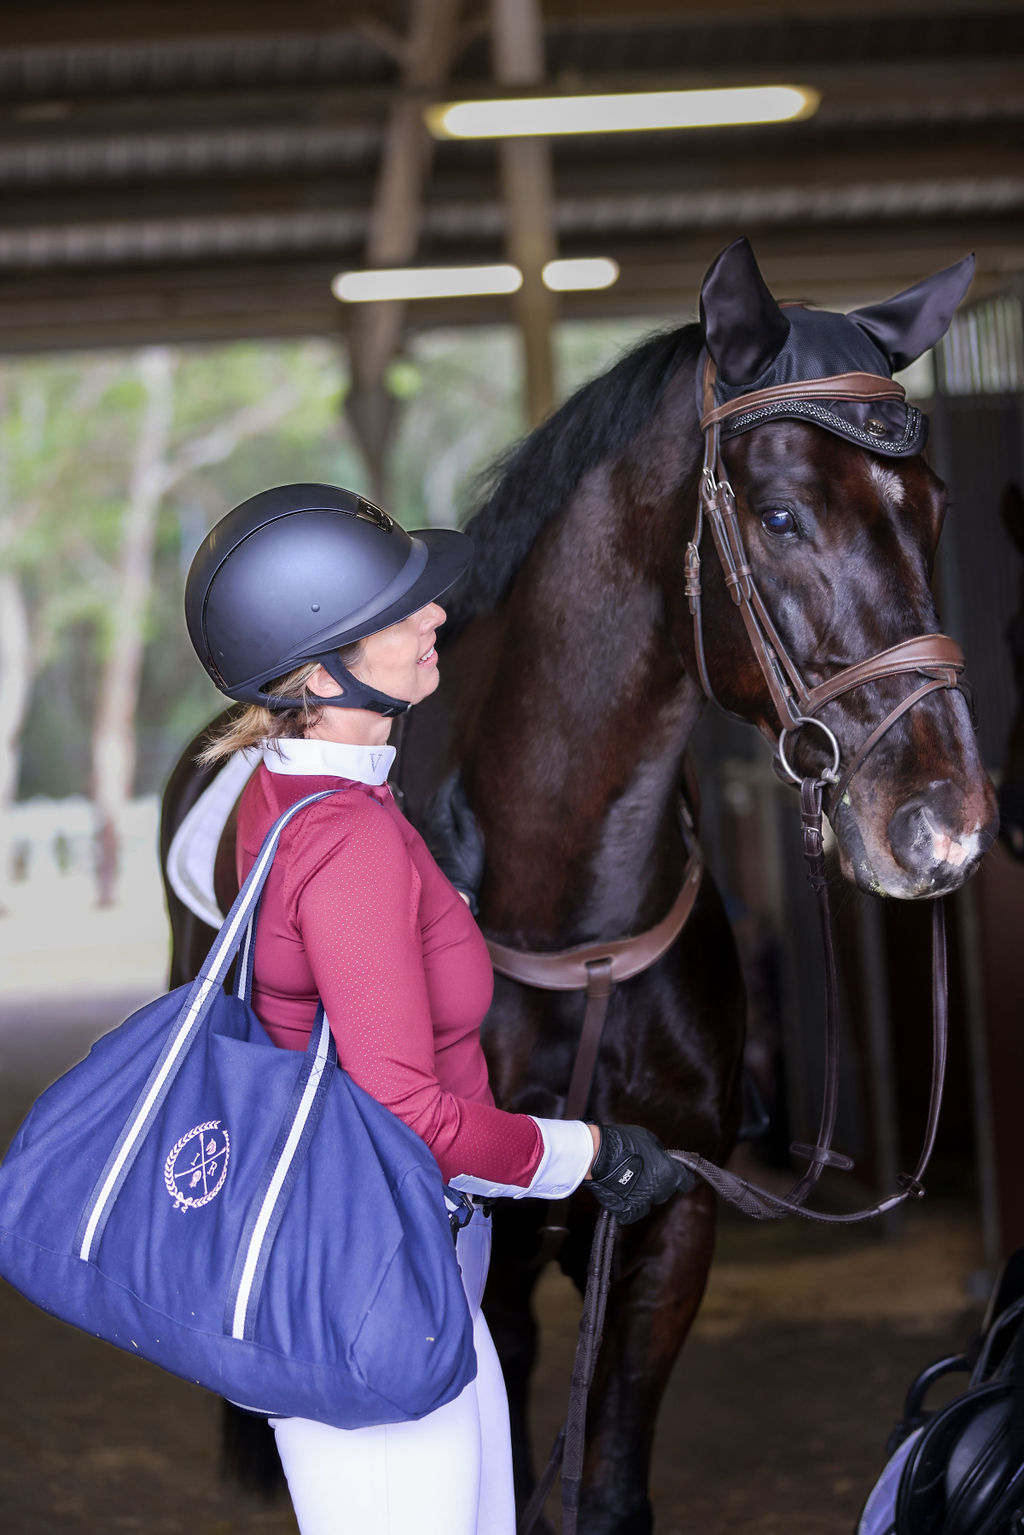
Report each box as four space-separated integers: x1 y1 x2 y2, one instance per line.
441 320 703 642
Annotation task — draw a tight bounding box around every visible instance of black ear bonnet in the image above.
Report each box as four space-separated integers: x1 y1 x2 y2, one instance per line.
698 237 975 458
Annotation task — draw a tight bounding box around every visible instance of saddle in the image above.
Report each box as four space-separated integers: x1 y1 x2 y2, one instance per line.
857 1250 1024 1535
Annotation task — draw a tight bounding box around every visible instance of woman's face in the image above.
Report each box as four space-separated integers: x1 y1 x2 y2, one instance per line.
351 601 445 706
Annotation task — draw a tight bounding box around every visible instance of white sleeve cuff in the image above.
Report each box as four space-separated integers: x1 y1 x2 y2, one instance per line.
447 1118 595 1201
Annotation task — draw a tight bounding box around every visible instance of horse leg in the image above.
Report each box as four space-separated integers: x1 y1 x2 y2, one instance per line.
568 1187 717 1535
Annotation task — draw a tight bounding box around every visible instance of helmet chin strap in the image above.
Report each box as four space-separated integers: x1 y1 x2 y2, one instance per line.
260 652 411 717
260 650 411 715
312 652 411 717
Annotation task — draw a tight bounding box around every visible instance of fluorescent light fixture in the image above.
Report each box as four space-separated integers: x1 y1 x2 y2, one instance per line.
331 264 523 302
427 85 819 140
332 259 621 302
542 257 619 292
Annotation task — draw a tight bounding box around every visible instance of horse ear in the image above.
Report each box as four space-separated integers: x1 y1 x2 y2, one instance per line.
699 237 790 386
848 255 975 373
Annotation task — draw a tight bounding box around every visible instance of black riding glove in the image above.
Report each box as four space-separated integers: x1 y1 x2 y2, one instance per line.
419 770 485 915
588 1124 695 1225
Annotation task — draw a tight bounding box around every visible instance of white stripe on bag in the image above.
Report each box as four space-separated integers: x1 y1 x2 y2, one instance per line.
77 793 327 1264
230 1011 333 1338
236 914 256 1002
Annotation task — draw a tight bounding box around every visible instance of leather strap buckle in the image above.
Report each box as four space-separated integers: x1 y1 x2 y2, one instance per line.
684 542 702 605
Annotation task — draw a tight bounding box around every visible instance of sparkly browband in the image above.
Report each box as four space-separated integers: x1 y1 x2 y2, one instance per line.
699 368 906 431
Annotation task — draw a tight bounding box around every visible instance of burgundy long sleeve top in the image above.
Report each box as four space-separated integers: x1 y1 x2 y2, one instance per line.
235 761 543 1187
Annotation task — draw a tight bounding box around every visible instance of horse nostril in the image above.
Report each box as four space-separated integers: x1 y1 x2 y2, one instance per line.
887 798 934 873
887 784 977 880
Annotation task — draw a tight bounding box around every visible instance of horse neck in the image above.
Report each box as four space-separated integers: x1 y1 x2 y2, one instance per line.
463 374 707 943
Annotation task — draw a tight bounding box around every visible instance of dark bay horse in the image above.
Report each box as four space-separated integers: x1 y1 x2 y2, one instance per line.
161 240 998 1533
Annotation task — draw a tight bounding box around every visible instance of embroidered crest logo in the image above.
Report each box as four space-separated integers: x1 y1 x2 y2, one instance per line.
164 1120 230 1211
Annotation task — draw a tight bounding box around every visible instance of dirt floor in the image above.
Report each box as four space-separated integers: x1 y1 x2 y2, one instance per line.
0 992 989 1535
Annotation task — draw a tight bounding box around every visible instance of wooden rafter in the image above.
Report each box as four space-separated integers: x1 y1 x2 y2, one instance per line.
344 0 463 503
491 0 558 427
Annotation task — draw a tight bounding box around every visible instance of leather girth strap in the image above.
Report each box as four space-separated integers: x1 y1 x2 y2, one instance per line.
485 836 705 1268
485 845 704 991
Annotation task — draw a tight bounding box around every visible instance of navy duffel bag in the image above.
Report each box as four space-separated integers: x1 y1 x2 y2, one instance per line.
0 789 476 1427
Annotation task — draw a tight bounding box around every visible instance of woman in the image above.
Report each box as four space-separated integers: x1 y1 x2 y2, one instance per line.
184 483 689 1535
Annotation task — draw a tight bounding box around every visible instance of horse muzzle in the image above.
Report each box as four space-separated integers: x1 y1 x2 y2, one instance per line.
836 775 998 898
887 784 997 895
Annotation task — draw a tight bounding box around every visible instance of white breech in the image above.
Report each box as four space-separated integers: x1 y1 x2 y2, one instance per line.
270 1208 515 1535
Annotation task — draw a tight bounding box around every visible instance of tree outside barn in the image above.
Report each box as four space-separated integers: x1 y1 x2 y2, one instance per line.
0 318 654 925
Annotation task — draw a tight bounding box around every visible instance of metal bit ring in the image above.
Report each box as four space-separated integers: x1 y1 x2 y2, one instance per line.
776 716 842 786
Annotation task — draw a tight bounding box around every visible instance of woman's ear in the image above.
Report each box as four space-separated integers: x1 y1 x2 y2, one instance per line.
305 663 343 699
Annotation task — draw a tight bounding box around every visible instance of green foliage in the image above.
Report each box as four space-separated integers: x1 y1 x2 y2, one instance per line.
389 317 668 529
2 315 669 799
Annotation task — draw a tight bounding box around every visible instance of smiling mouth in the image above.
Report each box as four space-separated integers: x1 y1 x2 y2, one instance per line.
417 644 437 665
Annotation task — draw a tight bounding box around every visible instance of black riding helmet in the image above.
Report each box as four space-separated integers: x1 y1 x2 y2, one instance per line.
185 483 472 716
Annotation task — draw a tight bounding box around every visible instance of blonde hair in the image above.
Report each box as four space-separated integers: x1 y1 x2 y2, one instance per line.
196 641 365 768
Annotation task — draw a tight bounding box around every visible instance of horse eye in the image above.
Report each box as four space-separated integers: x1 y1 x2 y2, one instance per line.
760 508 797 537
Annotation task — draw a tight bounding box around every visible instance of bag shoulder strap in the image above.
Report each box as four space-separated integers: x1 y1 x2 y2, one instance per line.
75 788 343 1263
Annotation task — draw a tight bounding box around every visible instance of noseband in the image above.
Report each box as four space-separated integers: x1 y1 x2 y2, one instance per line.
686 357 967 807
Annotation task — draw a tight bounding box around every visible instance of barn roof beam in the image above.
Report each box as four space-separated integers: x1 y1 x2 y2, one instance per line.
2 168 1021 271
2 0 1019 54
0 1 1018 356
4 124 1021 225
3 59 1021 127
3 83 1023 190
1 216 1020 357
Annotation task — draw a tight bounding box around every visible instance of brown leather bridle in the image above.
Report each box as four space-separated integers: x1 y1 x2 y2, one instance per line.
687 357 967 807
663 359 966 1224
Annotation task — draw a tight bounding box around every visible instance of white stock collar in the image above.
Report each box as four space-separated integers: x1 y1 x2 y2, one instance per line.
261 736 396 786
